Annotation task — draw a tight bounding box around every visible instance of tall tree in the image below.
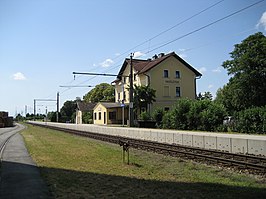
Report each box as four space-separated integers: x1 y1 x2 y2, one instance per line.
216 32 266 112
83 83 115 103
60 100 76 122
133 85 156 113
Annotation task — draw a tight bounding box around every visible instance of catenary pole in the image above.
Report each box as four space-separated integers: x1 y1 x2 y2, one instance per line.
129 53 134 127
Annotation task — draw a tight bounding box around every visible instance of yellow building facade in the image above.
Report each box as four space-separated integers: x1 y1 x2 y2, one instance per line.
114 52 201 112
93 52 201 125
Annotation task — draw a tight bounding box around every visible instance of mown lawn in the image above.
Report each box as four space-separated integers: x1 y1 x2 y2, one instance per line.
21 124 266 199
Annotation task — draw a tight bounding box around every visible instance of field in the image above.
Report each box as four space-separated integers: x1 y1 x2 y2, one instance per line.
21 124 266 198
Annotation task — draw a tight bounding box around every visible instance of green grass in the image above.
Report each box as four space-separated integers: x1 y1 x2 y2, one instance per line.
21 124 266 198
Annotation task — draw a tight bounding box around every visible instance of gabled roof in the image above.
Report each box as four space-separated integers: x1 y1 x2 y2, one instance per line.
93 102 128 110
115 52 202 81
77 101 96 112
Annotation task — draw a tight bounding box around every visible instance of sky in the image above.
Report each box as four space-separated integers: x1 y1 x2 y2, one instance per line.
0 0 266 117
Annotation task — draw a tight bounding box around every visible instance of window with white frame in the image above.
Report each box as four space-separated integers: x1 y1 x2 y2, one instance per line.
176 87 181 97
176 71 180 78
163 70 169 78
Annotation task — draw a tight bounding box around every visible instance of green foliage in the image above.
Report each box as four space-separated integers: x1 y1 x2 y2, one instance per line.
216 32 266 112
133 85 156 113
83 83 115 103
162 99 226 132
60 100 76 123
138 111 151 121
15 114 24 121
198 102 227 131
47 111 58 122
233 106 266 134
152 107 164 128
197 92 213 101
82 112 93 124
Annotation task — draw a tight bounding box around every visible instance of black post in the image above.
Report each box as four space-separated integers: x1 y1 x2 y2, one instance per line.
56 92 59 122
129 53 134 127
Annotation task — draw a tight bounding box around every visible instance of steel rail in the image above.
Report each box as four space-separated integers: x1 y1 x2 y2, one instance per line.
0 124 26 163
30 123 266 172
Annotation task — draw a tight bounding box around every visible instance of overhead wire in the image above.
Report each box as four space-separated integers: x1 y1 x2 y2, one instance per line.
65 0 226 89
45 0 264 102
109 0 226 62
144 0 265 54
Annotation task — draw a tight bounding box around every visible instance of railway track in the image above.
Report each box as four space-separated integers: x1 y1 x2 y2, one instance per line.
30 123 266 174
0 124 25 163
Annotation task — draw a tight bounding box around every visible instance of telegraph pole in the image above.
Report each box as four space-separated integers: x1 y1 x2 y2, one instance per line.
129 53 134 127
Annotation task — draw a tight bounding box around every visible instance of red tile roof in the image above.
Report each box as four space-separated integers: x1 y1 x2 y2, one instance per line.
115 52 201 81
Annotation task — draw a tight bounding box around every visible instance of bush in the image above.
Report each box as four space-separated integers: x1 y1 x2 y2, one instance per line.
152 108 164 128
233 106 266 134
161 99 227 132
139 111 151 121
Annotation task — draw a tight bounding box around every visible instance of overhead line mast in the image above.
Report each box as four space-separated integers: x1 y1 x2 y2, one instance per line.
72 53 135 127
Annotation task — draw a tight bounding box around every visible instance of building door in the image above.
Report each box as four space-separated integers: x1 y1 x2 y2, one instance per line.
104 112 106 124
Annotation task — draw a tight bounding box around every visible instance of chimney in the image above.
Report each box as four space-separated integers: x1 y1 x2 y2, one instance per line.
158 53 165 58
152 54 158 60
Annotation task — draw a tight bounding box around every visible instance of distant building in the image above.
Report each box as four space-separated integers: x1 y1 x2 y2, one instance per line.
0 111 14 128
75 101 96 124
93 52 202 125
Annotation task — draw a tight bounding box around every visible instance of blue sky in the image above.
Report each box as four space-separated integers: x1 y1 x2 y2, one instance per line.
0 0 266 116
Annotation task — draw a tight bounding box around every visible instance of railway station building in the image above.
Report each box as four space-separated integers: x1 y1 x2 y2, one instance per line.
93 52 202 125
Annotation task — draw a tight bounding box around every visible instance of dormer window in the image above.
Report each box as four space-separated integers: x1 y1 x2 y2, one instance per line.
163 70 169 78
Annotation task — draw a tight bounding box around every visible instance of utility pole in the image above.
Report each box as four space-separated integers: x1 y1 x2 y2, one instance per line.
33 98 57 121
129 53 134 127
56 92 59 123
33 100 36 120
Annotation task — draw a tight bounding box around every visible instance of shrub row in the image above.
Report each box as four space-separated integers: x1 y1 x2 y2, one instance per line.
153 99 227 132
232 106 266 134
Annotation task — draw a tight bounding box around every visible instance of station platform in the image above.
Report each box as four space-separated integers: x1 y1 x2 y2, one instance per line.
0 131 51 198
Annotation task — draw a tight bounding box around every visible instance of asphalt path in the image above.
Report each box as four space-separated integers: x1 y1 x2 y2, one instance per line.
0 124 51 199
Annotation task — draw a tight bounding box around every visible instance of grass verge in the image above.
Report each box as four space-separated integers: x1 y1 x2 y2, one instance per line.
21 124 266 198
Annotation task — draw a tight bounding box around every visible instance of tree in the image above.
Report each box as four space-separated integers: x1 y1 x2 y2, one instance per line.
60 100 76 122
133 85 156 114
197 92 213 101
83 83 115 103
216 32 266 112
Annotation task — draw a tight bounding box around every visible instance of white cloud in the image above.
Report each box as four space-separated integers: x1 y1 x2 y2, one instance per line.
133 51 145 58
99 58 114 67
13 72 26 80
197 67 207 74
256 11 266 31
212 67 222 73
208 84 213 89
